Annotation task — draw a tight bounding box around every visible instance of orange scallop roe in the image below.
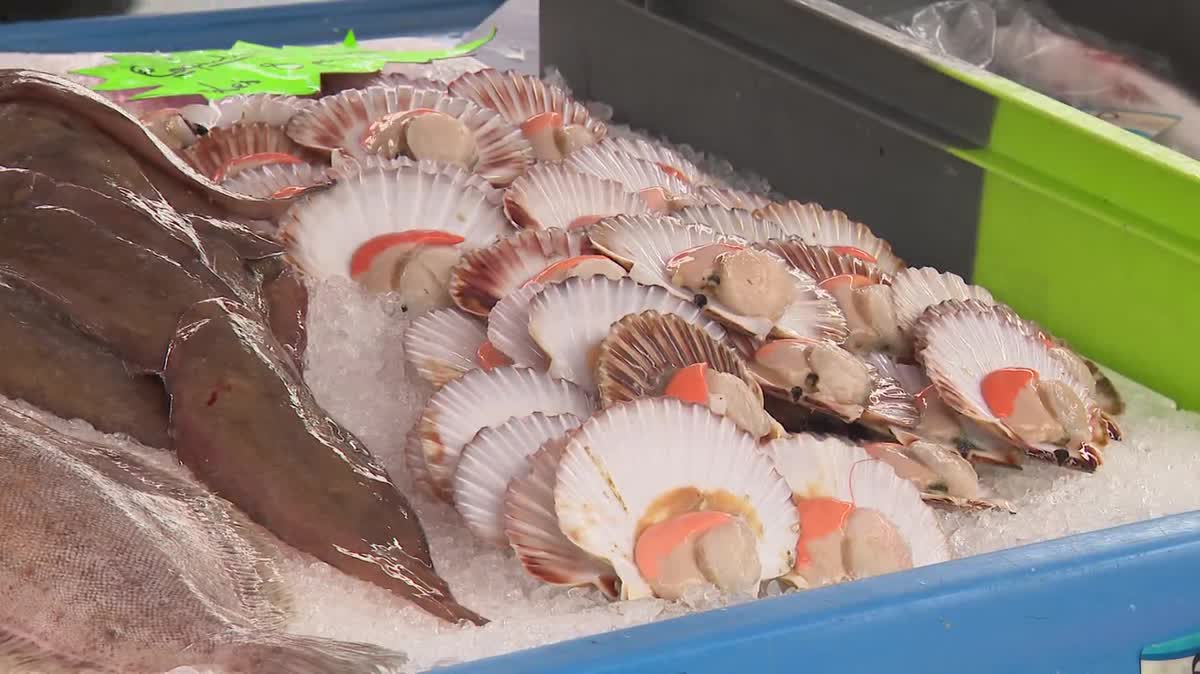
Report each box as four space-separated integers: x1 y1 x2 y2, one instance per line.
523 255 614 287
639 186 671 212
566 215 606 230
521 111 563 136
656 162 691 184
981 367 1039 418
269 184 310 199
634 510 732 581
830 246 877 264
348 230 465 278
794 497 854 567
664 362 710 405
213 152 304 182
475 341 513 370
817 273 876 291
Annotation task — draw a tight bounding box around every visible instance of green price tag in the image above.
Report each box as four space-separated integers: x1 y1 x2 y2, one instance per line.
71 28 496 101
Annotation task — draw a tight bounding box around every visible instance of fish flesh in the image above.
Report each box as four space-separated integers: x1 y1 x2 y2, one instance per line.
0 401 408 673
0 271 170 448
164 297 485 625
256 254 310 369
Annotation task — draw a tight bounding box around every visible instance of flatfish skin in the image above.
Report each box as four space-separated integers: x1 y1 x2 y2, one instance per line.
0 401 408 673
164 298 486 625
0 271 170 448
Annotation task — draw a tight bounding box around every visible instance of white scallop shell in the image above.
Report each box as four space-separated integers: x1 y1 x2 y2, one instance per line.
285 85 533 185
697 185 774 211
598 136 708 185
555 398 800 599
672 205 787 243
403 307 489 387
279 165 510 280
588 214 848 341
757 238 889 285
405 424 434 488
564 143 693 197
913 300 1104 471
860 352 930 396
504 437 620 596
502 163 649 230
487 282 550 369
453 412 583 546
527 276 728 391
181 94 314 130
449 227 592 316
763 434 950 575
447 68 607 139
220 162 331 199
756 201 906 274
412 366 595 499
182 122 311 180
890 267 994 335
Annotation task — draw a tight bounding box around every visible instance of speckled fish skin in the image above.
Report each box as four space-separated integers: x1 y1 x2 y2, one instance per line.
0 272 170 448
164 298 485 625
0 402 409 674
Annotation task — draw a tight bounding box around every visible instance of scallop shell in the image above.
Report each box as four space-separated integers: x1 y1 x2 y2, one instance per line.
488 282 551 369
411 366 595 499
285 85 532 185
595 310 755 407
564 143 693 199
447 68 607 140
182 122 312 180
697 185 774 211
220 162 332 199
504 437 620 596
758 238 890 285
181 94 313 131
453 412 583 546
913 300 1105 471
860 352 930 396
527 276 728 391
554 398 799 599
403 307 489 387
598 136 708 185
405 423 434 488
863 441 1013 513
279 164 510 281
763 434 950 584
449 227 591 316
672 205 787 243
588 214 849 342
502 163 649 231
890 267 994 335
756 201 906 274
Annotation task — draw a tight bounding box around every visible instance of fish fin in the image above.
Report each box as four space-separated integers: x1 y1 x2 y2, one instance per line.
204 632 408 674
0 628 108 673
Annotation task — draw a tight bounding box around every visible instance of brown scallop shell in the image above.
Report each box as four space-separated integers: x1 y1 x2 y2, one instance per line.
182 122 313 180
756 201 906 274
448 227 592 316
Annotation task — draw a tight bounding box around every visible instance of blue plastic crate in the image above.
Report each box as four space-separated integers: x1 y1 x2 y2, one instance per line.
4 2 1198 672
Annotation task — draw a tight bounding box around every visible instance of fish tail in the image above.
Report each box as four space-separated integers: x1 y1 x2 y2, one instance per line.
207 632 409 674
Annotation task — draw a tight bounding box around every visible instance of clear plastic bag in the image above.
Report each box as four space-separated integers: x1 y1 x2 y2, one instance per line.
886 0 1200 159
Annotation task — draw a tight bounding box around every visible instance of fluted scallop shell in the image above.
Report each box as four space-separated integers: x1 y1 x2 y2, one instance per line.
758 238 890 285
860 351 930 396
595 310 757 407
220 162 331 199
589 214 848 342
672 205 787 243
913 300 1105 471
863 441 1011 512
182 122 312 180
285 85 532 185
411 366 595 499
763 434 950 583
453 412 582 546
447 68 607 139
488 282 550 369
181 94 313 130
890 267 994 335
564 143 693 198
504 437 620 596
449 227 591 316
403 307 490 387
503 163 649 230
527 277 728 391
279 164 510 280
697 185 774 211
598 136 708 185
756 201 905 274
554 398 800 599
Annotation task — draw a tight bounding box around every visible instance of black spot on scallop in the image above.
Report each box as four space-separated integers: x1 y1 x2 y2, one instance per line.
804 373 819 391
692 293 708 307
1053 448 1070 465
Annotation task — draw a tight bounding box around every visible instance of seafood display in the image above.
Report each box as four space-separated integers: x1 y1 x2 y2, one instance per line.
0 57 1135 668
